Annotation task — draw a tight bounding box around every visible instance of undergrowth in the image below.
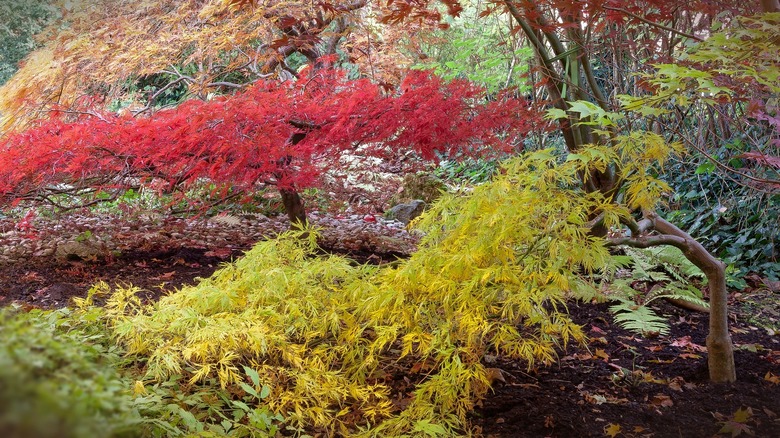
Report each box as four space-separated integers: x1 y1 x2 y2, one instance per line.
0 306 148 437
79 149 641 436
58 140 680 436
606 246 709 336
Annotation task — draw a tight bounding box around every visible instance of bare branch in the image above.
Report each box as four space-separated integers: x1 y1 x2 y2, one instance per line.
603 6 704 42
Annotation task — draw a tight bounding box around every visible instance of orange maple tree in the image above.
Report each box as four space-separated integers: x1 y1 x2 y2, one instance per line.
0 0 431 131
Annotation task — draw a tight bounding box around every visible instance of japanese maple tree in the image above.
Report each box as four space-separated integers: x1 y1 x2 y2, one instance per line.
0 69 536 226
371 0 780 384
0 0 433 131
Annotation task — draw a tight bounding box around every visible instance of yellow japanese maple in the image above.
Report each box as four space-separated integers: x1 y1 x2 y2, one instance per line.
78 139 684 435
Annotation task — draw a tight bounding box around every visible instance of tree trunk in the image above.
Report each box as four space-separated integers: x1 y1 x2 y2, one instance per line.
650 214 736 383
761 0 780 13
608 212 737 383
280 187 307 230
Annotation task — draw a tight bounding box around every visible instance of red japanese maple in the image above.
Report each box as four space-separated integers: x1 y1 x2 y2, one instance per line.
0 70 539 224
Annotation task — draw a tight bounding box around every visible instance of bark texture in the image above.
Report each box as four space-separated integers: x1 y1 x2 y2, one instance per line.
761 0 780 13
649 213 736 383
280 188 307 230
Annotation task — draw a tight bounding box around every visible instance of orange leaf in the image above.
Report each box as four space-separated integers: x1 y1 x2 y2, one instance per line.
651 394 673 407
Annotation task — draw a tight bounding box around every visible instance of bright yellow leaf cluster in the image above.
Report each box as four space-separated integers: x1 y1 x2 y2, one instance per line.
78 141 679 435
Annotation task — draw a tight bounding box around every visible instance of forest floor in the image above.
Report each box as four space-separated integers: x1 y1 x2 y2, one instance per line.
0 211 778 437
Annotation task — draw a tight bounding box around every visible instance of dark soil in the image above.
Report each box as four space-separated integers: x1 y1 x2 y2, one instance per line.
473 301 780 437
1 242 778 437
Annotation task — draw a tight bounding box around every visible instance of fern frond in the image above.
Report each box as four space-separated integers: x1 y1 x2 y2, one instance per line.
609 300 670 335
646 284 709 309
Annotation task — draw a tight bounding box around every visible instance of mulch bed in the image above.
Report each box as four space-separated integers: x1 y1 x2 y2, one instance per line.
1 239 778 437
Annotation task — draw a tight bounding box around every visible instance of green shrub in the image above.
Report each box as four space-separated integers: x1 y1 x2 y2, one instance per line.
0 306 146 438
662 149 779 286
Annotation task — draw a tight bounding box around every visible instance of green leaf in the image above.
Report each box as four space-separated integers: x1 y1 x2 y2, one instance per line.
609 302 670 336
567 100 601 118
232 400 251 412
239 382 258 399
413 419 449 436
695 161 716 174
243 366 261 387
176 407 204 432
259 384 271 399
545 108 568 120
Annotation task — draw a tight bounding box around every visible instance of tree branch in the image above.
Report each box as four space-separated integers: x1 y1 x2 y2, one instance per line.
603 6 704 42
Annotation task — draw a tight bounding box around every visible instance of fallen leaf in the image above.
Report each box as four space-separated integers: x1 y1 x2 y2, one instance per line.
204 248 233 258
718 421 752 437
21 271 44 282
651 394 673 407
485 368 506 386
732 407 753 423
671 336 707 352
764 371 780 385
679 353 702 360
584 393 607 405
594 348 610 362
604 423 622 437
668 378 684 392
152 271 176 280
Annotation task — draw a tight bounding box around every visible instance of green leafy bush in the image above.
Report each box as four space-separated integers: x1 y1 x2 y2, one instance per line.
662 150 779 285
435 157 502 185
411 1 533 94
0 304 285 438
0 306 146 438
0 1 58 85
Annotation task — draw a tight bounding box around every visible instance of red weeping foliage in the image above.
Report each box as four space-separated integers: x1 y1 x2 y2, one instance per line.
0 70 540 206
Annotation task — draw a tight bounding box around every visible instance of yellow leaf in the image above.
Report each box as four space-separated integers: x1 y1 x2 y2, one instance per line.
132 380 147 396
733 407 753 423
604 423 622 437
594 348 610 362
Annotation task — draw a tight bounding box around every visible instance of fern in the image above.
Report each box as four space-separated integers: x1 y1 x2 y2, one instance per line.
647 284 709 309
609 299 671 336
606 246 709 335
624 246 705 282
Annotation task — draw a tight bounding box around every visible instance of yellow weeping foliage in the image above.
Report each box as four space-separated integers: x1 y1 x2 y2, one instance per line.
77 145 676 436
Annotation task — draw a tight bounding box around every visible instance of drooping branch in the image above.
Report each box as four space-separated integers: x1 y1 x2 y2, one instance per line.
605 211 736 383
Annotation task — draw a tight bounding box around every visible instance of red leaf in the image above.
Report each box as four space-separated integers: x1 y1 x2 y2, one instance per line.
738 152 780 169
